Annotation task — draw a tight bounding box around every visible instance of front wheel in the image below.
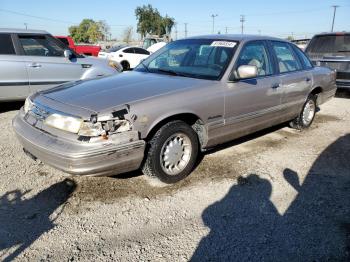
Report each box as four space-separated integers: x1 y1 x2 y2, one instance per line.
291 94 317 129
142 120 199 184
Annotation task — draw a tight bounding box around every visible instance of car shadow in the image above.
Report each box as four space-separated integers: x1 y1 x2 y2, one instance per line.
0 101 23 114
191 134 350 261
0 179 76 262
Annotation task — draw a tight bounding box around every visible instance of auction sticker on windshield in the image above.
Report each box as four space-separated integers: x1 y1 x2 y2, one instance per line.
210 41 237 48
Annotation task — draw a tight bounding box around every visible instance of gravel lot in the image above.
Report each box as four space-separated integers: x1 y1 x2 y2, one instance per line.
0 96 349 261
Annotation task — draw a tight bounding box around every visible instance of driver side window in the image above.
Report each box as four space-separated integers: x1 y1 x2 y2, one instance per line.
236 41 272 76
18 35 64 57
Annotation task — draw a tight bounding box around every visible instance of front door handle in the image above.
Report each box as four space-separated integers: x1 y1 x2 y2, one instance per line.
29 63 42 68
271 83 281 89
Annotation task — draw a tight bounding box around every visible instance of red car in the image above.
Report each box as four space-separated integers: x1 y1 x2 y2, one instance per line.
55 36 101 57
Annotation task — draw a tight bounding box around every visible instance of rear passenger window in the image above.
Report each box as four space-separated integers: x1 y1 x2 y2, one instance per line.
292 45 313 69
0 34 16 55
271 41 302 73
134 48 150 55
123 48 134 54
236 41 272 76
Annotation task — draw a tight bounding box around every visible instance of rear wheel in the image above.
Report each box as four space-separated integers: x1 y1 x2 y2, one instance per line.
142 121 199 184
121 61 130 71
291 94 317 129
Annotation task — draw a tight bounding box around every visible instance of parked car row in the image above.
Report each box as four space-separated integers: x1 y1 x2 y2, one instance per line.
12 34 337 183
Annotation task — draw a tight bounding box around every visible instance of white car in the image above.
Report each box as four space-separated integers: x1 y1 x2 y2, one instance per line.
98 46 150 71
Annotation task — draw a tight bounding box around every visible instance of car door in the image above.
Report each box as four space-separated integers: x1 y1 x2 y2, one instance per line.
223 40 283 140
16 34 84 93
269 41 312 117
122 48 138 68
133 47 150 67
0 33 29 101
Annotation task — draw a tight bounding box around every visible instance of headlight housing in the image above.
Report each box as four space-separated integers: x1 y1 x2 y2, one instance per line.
44 113 83 134
24 97 33 114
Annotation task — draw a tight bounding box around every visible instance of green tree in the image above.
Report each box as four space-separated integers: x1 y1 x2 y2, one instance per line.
69 19 108 43
135 4 175 38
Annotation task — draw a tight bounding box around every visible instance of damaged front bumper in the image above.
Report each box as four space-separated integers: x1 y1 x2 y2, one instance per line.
13 113 146 176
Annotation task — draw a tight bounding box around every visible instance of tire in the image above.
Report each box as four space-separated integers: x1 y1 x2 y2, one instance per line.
121 61 130 71
290 94 317 129
142 120 199 184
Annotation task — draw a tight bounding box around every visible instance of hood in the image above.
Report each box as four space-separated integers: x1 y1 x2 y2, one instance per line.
38 71 210 113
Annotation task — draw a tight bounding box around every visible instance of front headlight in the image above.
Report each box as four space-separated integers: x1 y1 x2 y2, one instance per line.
44 113 83 134
108 60 122 72
24 97 33 114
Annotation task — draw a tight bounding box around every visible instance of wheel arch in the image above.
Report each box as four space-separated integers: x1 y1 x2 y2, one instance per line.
144 112 207 149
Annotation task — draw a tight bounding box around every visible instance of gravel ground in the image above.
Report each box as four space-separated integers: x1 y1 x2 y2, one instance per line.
0 96 349 261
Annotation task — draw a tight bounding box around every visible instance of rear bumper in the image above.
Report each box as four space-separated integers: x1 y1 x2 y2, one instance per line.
13 113 145 176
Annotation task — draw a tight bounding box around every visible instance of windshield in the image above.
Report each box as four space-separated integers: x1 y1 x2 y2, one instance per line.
307 34 350 54
135 39 238 80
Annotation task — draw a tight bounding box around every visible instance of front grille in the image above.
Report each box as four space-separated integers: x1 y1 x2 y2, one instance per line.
337 71 350 80
336 80 350 87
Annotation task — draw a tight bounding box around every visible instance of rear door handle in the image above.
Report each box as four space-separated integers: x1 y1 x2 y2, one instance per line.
271 83 281 89
305 77 311 82
29 63 42 68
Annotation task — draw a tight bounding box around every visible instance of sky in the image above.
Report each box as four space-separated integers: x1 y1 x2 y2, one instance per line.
0 0 349 40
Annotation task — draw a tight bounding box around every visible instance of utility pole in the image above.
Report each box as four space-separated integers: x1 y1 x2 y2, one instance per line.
184 23 188 38
24 23 28 30
225 27 228 34
175 23 178 40
240 15 245 34
331 5 339 32
211 14 218 34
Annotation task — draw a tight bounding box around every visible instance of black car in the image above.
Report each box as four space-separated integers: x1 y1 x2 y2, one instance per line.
306 32 350 90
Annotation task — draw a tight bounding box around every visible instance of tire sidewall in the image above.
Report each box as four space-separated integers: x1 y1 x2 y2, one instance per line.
149 122 199 183
299 95 317 128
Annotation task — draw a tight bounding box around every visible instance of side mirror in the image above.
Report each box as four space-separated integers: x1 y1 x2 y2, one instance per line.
64 49 73 60
236 65 258 80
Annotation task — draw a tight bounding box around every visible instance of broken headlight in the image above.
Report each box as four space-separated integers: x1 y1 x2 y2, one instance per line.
78 119 131 137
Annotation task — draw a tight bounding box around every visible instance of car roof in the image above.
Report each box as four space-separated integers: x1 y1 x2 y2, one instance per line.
312 32 350 37
185 34 287 42
0 28 49 34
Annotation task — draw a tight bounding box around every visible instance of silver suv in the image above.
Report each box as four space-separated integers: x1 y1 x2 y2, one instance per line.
0 28 121 101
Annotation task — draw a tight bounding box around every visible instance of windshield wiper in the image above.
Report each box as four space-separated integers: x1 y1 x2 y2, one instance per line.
155 69 189 77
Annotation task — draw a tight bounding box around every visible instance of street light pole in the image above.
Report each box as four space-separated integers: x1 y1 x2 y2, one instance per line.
211 14 218 34
24 23 28 30
331 5 339 32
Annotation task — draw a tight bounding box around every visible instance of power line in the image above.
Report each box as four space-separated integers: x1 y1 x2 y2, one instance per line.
331 5 339 32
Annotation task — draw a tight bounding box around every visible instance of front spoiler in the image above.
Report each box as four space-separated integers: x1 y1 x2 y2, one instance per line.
13 113 145 176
